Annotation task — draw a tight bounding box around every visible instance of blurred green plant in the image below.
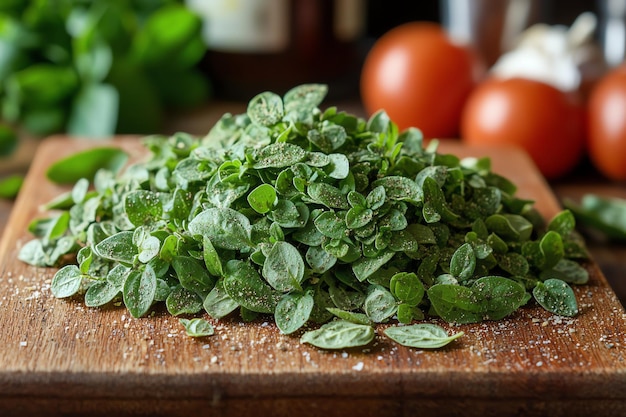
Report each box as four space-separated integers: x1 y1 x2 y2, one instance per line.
0 174 22 198
565 195 626 242
0 0 210 138
0 122 17 155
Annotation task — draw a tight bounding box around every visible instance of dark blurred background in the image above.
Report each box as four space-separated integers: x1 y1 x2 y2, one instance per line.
365 0 596 37
199 0 605 102
0 0 613 146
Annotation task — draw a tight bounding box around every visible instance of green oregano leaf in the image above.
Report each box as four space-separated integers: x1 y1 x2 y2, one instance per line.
188 207 253 250
253 142 306 169
363 285 397 323
498 252 529 277
123 265 157 318
450 243 476 281
346 206 373 229
300 320 375 349
372 176 421 203
94 231 137 264
247 91 283 126
180 318 215 337
366 185 386 210
328 283 365 310
172 255 215 298
348 190 367 208
262 241 305 292
154 279 172 302
384 323 464 349
378 209 408 231
0 174 22 199
314 211 347 240
202 236 223 277
305 245 337 274
283 83 328 113
367 110 391 133
160 234 179 263
51 265 83 298
308 182 349 209
427 284 483 324
565 194 626 241
107 264 131 287
472 276 526 320
539 259 589 285
270 200 309 228
125 190 163 227
352 251 395 282
485 214 533 242
423 176 460 224
326 153 350 179
533 279 578 317
166 285 204 315
396 303 424 324
274 291 315 334
85 281 120 307
203 278 239 319
538 230 564 270
223 260 281 314
77 246 93 274
71 178 90 204
326 307 374 325
548 209 576 235
390 272 424 306
135 229 160 264
247 183 277 214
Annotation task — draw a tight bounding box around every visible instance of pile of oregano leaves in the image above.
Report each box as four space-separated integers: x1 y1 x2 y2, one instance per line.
19 84 589 350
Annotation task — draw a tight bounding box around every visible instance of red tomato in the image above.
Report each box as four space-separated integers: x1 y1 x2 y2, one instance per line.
461 77 586 180
360 22 481 138
587 65 626 181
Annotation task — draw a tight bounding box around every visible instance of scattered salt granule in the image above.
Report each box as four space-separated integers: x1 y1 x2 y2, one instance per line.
352 361 364 371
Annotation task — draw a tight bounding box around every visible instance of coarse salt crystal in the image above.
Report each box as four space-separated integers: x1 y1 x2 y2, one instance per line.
352 362 364 371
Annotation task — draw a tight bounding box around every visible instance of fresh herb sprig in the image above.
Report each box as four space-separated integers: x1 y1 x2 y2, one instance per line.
19 84 589 350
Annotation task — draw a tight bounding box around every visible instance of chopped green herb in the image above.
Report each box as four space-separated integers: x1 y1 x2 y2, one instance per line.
19 84 590 351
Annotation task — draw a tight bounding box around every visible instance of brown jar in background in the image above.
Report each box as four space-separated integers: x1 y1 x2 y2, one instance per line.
187 0 367 100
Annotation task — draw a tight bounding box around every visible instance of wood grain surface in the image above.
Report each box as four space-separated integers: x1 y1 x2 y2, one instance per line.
0 136 625 417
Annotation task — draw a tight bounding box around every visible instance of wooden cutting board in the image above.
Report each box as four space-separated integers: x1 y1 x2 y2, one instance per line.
1 136 625 417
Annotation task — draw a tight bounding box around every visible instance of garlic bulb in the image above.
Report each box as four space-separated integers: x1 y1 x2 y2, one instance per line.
490 12 604 92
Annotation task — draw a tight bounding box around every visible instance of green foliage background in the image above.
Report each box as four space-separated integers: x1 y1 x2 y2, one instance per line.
0 0 210 138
